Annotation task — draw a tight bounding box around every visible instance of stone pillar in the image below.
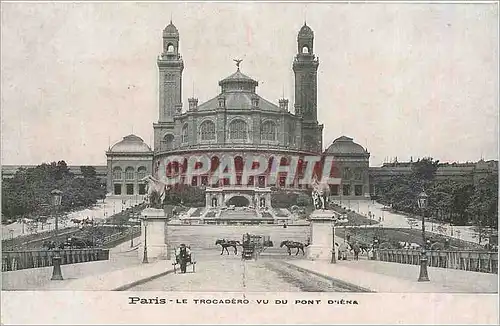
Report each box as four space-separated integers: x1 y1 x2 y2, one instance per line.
205 193 210 208
265 193 271 208
218 193 224 207
306 210 340 261
139 208 169 262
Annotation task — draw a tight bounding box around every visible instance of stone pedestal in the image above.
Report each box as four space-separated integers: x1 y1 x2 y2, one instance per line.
306 210 339 261
138 208 169 262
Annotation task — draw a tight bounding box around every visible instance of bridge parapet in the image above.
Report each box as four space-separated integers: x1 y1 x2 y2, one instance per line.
2 249 110 272
375 249 498 274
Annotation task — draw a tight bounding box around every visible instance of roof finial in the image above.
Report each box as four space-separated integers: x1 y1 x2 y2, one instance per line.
170 13 172 24
233 58 243 70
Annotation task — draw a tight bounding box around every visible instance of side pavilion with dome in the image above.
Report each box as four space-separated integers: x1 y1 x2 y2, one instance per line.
105 135 153 198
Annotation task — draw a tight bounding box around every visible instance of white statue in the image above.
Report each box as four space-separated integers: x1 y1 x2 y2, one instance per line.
311 176 330 210
140 175 168 209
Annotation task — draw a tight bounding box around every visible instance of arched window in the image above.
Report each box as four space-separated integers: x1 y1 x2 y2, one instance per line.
112 167 122 180
229 119 248 140
137 166 147 180
167 44 175 53
182 124 189 143
200 120 216 141
125 167 135 180
261 121 276 141
163 134 174 150
302 45 309 54
343 167 352 180
234 156 244 173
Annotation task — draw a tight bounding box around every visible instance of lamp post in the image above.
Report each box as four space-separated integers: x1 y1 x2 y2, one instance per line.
142 217 149 264
50 189 63 281
417 190 430 282
51 189 63 234
130 226 135 248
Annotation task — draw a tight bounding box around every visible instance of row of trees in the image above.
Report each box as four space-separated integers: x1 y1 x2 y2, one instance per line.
376 158 498 232
2 161 106 222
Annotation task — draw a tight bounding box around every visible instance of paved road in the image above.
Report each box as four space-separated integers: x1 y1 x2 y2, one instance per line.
129 251 356 292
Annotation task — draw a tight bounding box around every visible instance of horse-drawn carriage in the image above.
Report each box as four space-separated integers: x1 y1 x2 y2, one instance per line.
241 233 273 260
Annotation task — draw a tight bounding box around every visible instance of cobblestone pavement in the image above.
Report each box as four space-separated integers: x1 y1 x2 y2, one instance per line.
129 250 358 292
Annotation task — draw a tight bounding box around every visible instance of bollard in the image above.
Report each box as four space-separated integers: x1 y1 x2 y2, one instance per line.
51 255 64 280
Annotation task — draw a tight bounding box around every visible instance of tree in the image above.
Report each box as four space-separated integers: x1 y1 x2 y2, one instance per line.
1 161 106 221
466 174 498 243
412 157 439 181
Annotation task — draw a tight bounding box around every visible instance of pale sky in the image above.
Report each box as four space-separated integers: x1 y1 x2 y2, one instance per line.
1 2 498 166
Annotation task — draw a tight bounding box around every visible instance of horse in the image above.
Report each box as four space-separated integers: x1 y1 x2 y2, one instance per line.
140 175 168 208
215 239 241 255
280 240 310 256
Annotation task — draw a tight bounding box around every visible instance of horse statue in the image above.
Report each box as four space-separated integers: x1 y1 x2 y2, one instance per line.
311 176 330 210
140 175 168 208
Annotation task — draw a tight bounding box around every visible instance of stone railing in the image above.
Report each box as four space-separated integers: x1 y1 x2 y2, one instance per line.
102 227 141 249
2 249 110 272
375 249 498 274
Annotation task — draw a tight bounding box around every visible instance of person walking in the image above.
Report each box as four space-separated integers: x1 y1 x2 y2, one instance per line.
352 241 361 261
339 242 349 260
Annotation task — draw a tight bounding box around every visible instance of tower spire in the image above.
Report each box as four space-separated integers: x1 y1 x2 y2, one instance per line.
170 13 172 24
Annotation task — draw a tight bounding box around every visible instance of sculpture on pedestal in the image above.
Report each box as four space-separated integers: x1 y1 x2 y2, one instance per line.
311 177 330 210
141 175 168 209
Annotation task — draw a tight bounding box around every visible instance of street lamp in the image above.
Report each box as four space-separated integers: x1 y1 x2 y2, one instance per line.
142 217 149 264
51 189 63 234
417 190 430 282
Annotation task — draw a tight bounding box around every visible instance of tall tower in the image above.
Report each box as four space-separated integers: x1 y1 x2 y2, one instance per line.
293 23 319 122
293 23 323 153
157 21 184 122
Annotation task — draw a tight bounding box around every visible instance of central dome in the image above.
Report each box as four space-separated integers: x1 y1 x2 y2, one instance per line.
218 69 259 91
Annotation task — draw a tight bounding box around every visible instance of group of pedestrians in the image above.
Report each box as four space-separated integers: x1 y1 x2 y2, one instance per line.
337 241 363 261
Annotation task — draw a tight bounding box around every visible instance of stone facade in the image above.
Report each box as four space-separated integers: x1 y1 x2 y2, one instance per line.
152 22 324 194
106 135 153 198
323 136 371 199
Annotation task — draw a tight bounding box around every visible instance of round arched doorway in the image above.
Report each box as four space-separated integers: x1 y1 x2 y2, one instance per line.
226 195 250 207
